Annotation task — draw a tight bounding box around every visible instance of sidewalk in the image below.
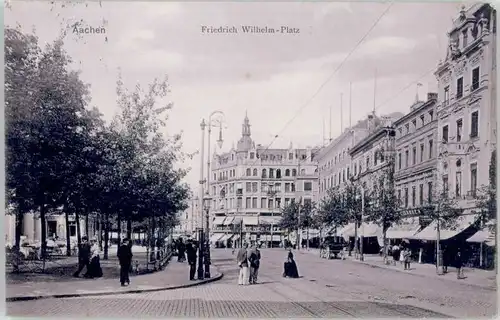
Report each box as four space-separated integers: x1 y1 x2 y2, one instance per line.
7 259 223 301
297 248 496 290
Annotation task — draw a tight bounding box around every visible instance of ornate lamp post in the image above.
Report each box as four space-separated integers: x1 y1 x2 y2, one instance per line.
200 111 225 279
203 194 212 278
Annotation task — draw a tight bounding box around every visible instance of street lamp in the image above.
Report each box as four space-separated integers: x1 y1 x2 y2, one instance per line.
203 194 212 278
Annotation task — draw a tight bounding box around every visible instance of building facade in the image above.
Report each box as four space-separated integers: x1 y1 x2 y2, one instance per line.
434 3 496 209
208 114 319 247
394 93 439 214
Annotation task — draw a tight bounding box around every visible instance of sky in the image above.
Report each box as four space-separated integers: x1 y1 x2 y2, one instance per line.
5 1 469 192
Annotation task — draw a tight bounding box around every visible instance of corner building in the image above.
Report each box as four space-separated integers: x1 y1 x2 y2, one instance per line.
208 114 318 248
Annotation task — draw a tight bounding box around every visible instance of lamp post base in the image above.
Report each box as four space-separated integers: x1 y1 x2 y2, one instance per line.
197 229 204 280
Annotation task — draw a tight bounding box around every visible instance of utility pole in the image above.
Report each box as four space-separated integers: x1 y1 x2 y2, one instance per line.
360 186 365 261
197 119 206 280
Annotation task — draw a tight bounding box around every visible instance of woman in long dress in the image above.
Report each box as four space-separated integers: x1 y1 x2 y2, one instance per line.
87 238 103 278
283 251 299 278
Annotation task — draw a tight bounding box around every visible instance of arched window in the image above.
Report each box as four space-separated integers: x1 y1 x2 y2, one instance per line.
292 169 297 176
246 168 251 176
276 169 282 178
253 168 257 176
300 169 305 175
262 169 267 178
285 169 290 176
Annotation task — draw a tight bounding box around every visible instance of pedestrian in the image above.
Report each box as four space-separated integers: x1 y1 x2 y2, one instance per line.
455 248 464 279
87 237 103 278
186 240 197 280
248 244 261 284
442 245 449 273
398 245 404 266
392 244 400 266
403 248 411 270
283 250 299 278
117 238 133 287
236 242 249 285
177 238 186 262
73 236 91 278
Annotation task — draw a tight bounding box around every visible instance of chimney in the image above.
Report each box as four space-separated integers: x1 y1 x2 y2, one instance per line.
427 92 438 101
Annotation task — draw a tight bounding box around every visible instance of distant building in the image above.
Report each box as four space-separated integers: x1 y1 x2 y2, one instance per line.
208 113 319 247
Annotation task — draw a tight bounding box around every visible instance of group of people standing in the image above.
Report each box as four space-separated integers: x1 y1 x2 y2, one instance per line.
236 243 261 285
73 236 134 287
175 237 199 281
391 244 412 270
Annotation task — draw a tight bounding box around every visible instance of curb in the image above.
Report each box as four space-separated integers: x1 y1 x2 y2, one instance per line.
347 258 496 291
6 271 224 302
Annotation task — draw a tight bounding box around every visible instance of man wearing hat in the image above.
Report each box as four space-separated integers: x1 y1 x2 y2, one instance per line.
117 238 133 286
73 236 91 278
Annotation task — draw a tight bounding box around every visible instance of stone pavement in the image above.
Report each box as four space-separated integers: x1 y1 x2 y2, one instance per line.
6 258 223 301
7 249 451 318
299 248 497 289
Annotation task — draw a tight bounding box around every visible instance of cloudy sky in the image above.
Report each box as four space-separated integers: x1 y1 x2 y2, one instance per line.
6 1 468 191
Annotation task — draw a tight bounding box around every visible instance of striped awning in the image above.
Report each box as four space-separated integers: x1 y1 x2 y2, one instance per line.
212 216 226 226
467 222 495 246
411 213 479 241
209 233 224 243
223 216 235 225
386 217 421 239
219 234 231 242
243 216 259 225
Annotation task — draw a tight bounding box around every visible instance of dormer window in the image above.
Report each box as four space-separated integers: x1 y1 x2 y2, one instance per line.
462 29 468 48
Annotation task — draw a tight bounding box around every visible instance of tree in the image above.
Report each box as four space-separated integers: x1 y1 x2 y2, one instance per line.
317 187 350 237
476 149 496 229
365 160 402 264
420 173 460 274
279 201 299 239
5 28 93 261
342 179 372 255
299 201 316 248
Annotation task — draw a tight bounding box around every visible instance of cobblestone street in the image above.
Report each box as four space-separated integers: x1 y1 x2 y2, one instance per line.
7 248 497 318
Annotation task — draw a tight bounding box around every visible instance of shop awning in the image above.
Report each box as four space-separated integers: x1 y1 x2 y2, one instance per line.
260 235 281 241
231 234 240 241
467 221 495 246
386 217 421 239
209 233 224 243
243 216 259 225
259 216 280 225
223 216 235 225
467 229 492 243
341 223 380 238
411 213 479 241
212 216 226 226
339 223 355 236
219 234 231 242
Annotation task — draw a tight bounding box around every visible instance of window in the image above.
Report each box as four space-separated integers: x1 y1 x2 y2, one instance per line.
442 125 449 143
288 153 293 160
269 169 275 178
405 123 410 134
250 152 254 159
304 182 312 191
456 171 462 197
292 169 297 176
285 183 290 192
285 169 290 176
419 184 424 205
405 150 409 168
261 183 267 192
428 182 433 203
420 144 424 162
472 67 480 91
276 169 282 179
428 139 433 158
444 85 450 105
245 197 251 208
252 168 257 176
261 198 266 208
456 77 463 99
471 163 478 196
398 153 402 170
412 146 417 165
246 168 251 176
274 183 281 192
245 182 251 192
276 198 281 208
268 199 273 209
429 110 434 121
366 156 370 168
462 29 468 47
374 152 378 166
471 111 479 138
291 183 295 192
303 198 312 207
404 188 409 208
456 119 463 142
443 175 449 195
252 197 257 208
412 186 416 207
262 169 267 178
412 119 417 131
237 197 243 208
420 114 425 126
252 182 258 192
300 169 306 175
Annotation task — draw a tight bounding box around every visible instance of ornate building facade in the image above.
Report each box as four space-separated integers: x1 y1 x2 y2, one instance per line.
208 114 319 247
434 3 496 210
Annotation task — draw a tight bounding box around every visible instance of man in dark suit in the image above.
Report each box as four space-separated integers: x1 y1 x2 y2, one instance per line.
186 240 197 280
117 238 133 286
73 236 91 278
